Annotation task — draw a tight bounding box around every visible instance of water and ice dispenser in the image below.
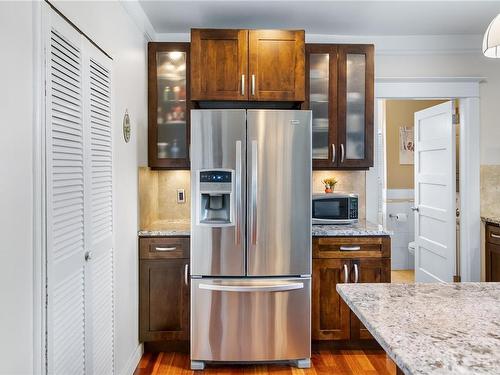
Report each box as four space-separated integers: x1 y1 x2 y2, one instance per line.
196 170 235 226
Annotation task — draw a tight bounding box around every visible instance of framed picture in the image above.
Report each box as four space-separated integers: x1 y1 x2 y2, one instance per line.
399 126 414 165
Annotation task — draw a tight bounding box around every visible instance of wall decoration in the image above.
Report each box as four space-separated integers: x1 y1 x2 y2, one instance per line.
123 110 131 143
399 126 414 165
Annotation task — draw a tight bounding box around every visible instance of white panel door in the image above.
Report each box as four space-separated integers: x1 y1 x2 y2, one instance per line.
83 40 114 375
414 101 456 282
45 9 86 375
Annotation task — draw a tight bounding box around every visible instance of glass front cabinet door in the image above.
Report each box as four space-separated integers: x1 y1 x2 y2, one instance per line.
306 44 374 169
148 43 190 168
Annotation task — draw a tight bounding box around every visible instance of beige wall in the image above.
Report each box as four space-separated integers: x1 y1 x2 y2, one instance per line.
139 168 367 227
385 99 447 189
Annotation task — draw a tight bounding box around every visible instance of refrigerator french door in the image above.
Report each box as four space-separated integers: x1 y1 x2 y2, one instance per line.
190 109 312 370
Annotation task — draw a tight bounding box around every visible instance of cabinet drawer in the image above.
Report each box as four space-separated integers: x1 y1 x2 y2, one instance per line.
486 224 500 246
139 236 190 259
313 236 390 259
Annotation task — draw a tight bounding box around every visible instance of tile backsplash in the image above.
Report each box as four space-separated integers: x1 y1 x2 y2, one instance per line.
481 165 500 218
139 167 367 229
312 170 366 219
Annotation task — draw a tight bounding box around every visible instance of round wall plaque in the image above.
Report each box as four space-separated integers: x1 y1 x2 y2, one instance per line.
123 110 131 143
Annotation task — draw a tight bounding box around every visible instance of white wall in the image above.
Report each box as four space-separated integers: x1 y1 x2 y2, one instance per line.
0 1 147 374
0 3 34 374
51 2 149 374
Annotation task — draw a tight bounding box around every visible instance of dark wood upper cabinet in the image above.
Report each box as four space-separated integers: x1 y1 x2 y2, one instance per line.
191 29 305 102
248 30 305 101
305 44 338 168
337 44 374 169
306 44 374 170
148 42 190 169
190 29 248 101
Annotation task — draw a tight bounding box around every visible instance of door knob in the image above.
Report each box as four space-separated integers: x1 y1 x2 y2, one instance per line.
84 251 93 262
410 206 419 212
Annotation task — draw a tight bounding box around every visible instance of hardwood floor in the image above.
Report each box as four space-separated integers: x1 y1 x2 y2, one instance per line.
134 349 397 375
391 270 415 283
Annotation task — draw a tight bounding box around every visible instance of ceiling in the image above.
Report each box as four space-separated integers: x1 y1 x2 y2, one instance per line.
138 0 500 36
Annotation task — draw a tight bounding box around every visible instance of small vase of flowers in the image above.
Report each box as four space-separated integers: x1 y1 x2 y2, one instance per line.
322 177 338 193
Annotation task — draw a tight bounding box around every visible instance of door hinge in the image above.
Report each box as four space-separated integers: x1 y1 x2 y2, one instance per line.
453 275 461 282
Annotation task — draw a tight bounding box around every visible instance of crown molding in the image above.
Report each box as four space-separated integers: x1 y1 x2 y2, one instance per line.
119 0 156 41
155 32 482 56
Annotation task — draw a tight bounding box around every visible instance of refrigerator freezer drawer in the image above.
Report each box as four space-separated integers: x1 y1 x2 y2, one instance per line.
191 278 311 362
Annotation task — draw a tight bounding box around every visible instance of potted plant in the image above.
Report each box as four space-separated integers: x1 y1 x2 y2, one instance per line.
322 177 338 193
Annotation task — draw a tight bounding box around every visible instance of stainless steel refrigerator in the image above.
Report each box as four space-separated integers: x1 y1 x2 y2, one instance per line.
190 109 312 370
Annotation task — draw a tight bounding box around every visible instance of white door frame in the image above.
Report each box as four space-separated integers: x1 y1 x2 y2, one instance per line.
367 77 482 282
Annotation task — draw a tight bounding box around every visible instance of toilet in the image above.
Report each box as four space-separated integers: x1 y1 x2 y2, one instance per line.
408 241 416 255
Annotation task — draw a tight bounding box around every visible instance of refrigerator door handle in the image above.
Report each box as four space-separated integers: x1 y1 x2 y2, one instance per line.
250 140 258 245
198 282 304 293
235 140 242 245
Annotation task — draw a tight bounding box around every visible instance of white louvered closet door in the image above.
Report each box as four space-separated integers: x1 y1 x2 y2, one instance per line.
45 6 114 375
83 39 114 375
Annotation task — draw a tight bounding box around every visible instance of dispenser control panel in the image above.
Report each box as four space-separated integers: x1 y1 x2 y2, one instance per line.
197 169 235 226
200 171 232 183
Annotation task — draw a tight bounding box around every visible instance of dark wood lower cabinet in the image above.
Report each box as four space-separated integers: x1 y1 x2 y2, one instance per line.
486 223 500 281
312 236 391 342
312 258 351 340
139 237 190 342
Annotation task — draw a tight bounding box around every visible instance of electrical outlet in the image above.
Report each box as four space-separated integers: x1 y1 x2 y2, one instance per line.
176 189 185 203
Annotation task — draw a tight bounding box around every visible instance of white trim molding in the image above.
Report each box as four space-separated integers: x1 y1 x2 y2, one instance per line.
370 77 482 282
120 344 143 375
376 77 484 99
154 32 483 56
119 0 155 42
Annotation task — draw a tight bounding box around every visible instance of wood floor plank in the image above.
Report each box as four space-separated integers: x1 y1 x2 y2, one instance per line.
134 350 396 375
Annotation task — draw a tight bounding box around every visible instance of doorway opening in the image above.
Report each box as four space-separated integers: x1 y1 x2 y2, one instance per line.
379 99 461 283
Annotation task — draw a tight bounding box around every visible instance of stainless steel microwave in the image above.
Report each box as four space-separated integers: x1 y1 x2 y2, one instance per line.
312 193 358 224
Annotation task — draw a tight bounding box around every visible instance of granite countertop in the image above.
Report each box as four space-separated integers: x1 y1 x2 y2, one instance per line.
138 219 190 237
482 216 500 226
138 219 391 237
312 220 392 237
337 282 500 375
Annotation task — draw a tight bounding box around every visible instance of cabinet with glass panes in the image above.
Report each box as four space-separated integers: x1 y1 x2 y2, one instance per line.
148 43 190 168
305 44 374 169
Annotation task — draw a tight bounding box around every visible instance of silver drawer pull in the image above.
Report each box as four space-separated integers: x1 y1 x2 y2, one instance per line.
354 264 359 283
155 246 177 252
340 246 361 251
343 264 349 283
491 233 500 239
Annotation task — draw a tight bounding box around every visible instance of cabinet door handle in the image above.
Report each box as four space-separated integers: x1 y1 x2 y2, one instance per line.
491 233 500 239
155 246 176 252
340 246 361 251
331 144 336 163
251 74 256 96
354 264 359 283
341 143 345 163
343 264 349 283
184 264 189 286
241 74 245 96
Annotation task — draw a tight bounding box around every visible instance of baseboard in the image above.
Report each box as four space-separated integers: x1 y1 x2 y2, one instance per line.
120 343 143 375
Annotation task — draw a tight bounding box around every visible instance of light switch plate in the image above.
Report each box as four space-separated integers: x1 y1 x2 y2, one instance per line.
177 189 185 203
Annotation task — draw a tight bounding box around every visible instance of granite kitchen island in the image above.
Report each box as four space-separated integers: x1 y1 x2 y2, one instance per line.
337 282 500 375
